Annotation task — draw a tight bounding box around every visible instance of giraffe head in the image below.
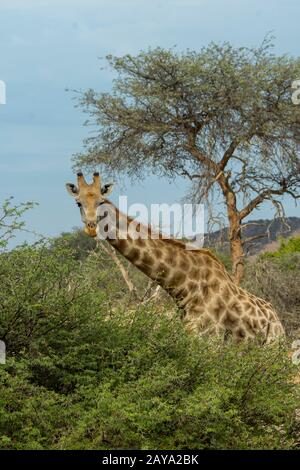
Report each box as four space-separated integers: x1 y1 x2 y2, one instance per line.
66 172 114 237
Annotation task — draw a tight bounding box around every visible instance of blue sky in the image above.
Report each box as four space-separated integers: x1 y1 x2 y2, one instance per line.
0 0 299 242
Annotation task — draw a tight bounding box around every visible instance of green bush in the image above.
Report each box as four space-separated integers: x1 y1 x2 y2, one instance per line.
1 205 300 450
263 237 300 260
243 238 300 335
1 249 299 449
50 229 97 261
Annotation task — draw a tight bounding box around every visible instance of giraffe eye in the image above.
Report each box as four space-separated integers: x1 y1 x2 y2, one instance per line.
76 201 82 207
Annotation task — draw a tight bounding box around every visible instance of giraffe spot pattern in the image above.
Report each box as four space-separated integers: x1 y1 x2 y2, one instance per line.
136 238 146 247
180 259 191 271
209 279 220 293
153 248 163 258
211 298 226 321
227 300 243 316
223 311 240 329
142 252 154 266
189 267 200 279
127 248 140 262
170 271 186 287
156 263 170 280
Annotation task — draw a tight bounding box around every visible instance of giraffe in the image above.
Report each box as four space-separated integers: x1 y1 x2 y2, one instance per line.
66 172 285 342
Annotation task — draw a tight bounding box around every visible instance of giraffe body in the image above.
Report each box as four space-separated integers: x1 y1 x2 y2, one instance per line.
108 227 284 342
66 173 285 342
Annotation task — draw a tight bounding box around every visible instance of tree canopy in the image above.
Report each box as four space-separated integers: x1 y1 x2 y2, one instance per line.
73 38 300 282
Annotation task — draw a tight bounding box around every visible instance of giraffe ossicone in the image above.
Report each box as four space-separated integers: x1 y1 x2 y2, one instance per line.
66 172 285 342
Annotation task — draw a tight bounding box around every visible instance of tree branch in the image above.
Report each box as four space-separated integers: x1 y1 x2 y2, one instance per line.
96 240 138 298
219 138 240 171
239 186 288 220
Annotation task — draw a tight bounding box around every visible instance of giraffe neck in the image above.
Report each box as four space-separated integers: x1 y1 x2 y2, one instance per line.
96 200 223 310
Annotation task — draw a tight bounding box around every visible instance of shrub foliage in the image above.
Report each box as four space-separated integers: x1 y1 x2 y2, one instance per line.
0 205 300 449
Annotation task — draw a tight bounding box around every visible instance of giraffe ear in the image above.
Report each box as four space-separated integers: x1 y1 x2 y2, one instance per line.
66 183 79 197
101 183 114 197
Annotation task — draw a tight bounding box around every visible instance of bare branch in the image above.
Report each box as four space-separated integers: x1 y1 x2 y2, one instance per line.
219 138 241 171
96 240 138 298
140 284 161 305
239 186 288 220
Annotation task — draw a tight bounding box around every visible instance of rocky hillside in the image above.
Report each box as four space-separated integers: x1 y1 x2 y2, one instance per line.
204 217 300 255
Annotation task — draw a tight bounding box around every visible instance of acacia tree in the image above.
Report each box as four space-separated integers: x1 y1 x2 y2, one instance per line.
73 39 300 283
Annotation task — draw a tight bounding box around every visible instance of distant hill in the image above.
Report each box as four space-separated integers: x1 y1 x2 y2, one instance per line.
203 217 300 255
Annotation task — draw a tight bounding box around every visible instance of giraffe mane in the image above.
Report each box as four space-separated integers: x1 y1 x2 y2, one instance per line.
106 201 226 270
163 238 225 269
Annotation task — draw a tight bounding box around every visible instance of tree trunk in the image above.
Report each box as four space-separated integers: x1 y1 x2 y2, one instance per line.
229 229 244 285
219 179 245 284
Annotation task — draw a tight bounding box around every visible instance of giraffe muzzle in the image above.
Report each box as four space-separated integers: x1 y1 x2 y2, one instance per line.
85 221 97 238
